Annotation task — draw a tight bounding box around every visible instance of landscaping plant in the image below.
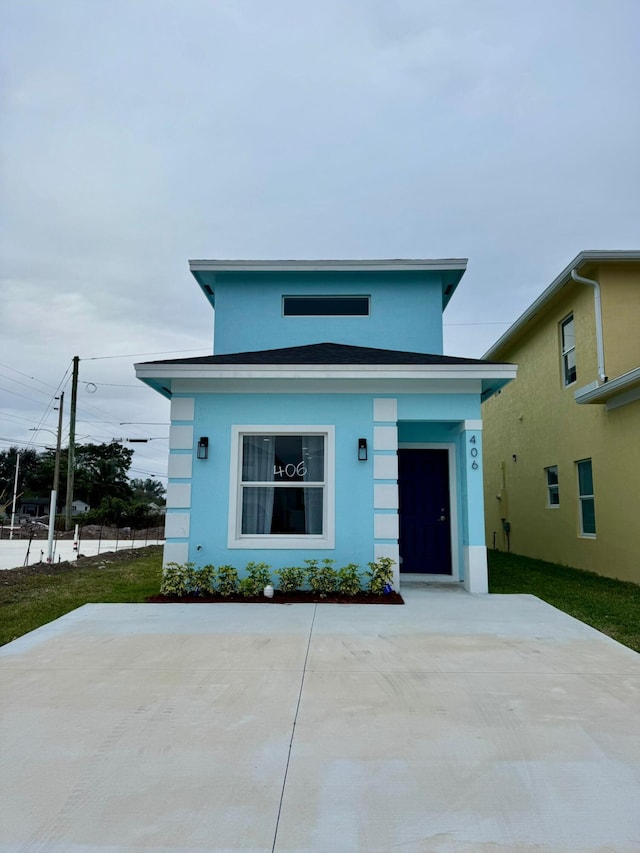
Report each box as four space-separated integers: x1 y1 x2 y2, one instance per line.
337 563 362 596
305 557 338 598
238 561 272 597
198 564 217 595
367 557 395 594
216 564 239 597
277 565 306 593
160 561 190 597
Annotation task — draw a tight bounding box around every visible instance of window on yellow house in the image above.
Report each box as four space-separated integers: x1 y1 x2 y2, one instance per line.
577 458 596 536
561 314 576 386
545 466 559 506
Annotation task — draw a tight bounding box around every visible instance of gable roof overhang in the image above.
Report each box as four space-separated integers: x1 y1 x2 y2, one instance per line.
189 258 468 311
574 366 640 410
135 342 516 400
483 250 640 360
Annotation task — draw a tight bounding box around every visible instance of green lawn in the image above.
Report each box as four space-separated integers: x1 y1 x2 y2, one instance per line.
1 545 638 654
489 549 640 653
0 546 163 647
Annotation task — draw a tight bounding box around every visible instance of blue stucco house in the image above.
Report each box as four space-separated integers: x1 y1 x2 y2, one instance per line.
135 259 515 592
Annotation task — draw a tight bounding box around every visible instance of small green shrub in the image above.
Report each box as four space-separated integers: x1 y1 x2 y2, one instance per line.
216 564 239 597
306 557 337 598
240 561 272 596
160 561 188 597
183 562 200 593
367 557 395 595
198 564 216 595
277 566 306 593
337 563 362 596
238 577 255 597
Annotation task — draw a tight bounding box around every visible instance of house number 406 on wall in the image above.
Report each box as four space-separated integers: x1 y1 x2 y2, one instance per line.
469 435 479 470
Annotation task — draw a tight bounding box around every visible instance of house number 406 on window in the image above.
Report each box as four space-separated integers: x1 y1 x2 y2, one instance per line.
469 435 479 470
274 461 307 478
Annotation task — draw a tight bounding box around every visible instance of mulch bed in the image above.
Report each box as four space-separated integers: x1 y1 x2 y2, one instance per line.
146 590 404 605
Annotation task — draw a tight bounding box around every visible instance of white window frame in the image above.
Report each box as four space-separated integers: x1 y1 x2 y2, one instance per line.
228 424 335 549
576 458 596 538
561 314 576 387
545 465 559 508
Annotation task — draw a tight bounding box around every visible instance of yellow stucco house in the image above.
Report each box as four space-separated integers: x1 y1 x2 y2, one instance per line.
482 250 640 584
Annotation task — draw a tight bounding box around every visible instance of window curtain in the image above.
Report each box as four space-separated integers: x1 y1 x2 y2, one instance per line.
242 436 275 534
302 435 324 534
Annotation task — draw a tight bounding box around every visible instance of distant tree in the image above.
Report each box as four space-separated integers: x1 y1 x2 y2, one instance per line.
0 447 41 502
130 477 166 503
74 442 134 506
1 442 136 513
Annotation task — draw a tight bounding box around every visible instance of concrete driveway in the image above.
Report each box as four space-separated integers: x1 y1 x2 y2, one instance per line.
1 584 639 852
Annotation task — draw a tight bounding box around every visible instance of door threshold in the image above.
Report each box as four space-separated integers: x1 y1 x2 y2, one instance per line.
400 573 460 584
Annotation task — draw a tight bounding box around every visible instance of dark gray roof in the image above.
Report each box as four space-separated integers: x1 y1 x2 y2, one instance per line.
144 342 504 366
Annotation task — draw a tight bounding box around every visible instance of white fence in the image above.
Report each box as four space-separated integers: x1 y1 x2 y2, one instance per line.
0 537 164 571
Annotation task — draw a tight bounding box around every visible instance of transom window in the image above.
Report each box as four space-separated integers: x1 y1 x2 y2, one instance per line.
229 426 335 548
283 295 370 316
545 465 559 507
577 458 596 536
561 314 576 386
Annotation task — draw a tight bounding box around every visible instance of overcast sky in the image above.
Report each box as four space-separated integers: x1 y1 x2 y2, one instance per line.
2 0 639 484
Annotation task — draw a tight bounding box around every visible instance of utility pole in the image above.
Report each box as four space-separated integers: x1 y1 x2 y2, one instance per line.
46 393 64 563
9 451 20 540
65 356 79 531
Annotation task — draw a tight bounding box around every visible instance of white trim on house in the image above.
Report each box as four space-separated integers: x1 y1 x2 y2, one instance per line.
137 362 516 383
157 378 488 396
463 545 489 594
168 454 193 479
169 425 194 450
170 397 195 420
574 365 640 406
459 419 483 432
163 542 189 567
189 258 468 273
397 442 459 581
227 424 336 549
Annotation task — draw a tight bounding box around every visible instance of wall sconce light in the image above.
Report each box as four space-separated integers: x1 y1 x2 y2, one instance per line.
197 437 209 460
358 438 368 461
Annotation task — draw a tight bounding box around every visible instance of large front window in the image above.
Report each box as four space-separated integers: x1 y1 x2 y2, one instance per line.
229 426 335 548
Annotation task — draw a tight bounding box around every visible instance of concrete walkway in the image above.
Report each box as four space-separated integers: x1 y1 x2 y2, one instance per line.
1 585 639 852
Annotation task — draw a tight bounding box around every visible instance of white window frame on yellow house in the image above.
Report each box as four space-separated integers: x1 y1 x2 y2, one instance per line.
545 465 559 507
560 313 577 386
576 458 596 537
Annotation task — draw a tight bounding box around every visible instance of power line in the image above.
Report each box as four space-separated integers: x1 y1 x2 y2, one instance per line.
0 362 62 392
81 380 142 388
0 436 52 449
0 383 54 407
83 348 209 361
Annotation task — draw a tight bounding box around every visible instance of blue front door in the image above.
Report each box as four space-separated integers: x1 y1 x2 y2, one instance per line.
398 449 452 574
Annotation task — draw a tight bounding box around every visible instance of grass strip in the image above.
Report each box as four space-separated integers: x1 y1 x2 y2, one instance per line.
0 546 163 646
1 546 638 654
489 549 640 653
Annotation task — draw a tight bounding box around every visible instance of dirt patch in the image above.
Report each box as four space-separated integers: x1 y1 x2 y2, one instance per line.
0 546 162 583
146 590 404 605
